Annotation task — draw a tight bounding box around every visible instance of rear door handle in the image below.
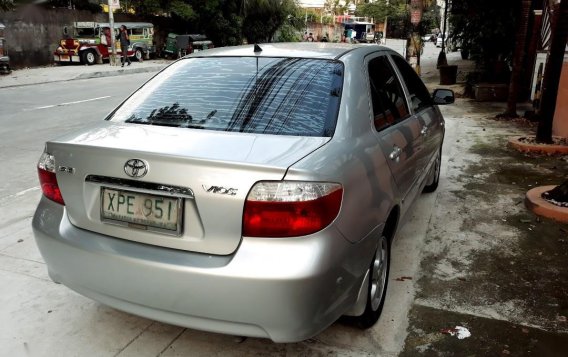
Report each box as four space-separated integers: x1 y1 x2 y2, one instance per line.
389 146 402 163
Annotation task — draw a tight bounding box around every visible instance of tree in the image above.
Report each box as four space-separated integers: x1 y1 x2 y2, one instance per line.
168 1 196 20
450 0 518 80
324 0 351 16
542 180 568 207
124 0 194 19
355 0 392 21
45 0 102 12
536 0 568 143
190 0 244 47
500 0 532 118
355 0 408 35
242 0 299 44
0 0 13 11
120 0 162 16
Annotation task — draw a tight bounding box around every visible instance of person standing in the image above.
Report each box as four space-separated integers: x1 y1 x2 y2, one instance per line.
116 25 131 67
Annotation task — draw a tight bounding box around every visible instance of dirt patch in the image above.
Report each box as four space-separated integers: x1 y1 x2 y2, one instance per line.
401 305 568 356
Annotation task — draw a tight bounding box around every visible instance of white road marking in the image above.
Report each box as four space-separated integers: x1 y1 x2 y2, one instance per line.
0 186 40 205
29 96 111 111
14 186 40 197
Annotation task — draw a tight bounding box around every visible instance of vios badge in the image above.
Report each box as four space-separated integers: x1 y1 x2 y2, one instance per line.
124 159 148 178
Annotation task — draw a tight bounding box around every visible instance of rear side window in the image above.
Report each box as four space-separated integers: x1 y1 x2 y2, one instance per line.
109 57 344 137
391 55 432 113
368 56 409 131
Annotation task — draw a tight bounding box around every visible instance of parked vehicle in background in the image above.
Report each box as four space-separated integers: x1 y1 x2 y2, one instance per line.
33 43 454 343
436 35 445 47
422 33 436 42
163 33 213 59
0 22 11 74
53 22 155 65
337 16 375 43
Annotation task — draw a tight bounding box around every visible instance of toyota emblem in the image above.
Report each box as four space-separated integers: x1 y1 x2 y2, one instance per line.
124 159 148 178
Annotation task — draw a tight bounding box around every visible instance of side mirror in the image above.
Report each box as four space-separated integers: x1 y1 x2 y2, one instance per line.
432 88 455 105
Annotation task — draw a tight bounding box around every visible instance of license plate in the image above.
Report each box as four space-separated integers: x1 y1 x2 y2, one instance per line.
101 187 182 234
60 55 70 61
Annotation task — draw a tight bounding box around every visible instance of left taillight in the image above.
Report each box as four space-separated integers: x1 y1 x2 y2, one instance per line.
37 152 64 205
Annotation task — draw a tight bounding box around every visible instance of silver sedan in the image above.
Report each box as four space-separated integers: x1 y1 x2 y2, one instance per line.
33 43 454 342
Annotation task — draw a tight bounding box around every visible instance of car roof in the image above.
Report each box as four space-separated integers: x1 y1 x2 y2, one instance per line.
191 42 393 60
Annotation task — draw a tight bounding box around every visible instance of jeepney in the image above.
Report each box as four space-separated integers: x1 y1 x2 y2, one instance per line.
163 33 213 58
53 22 155 65
0 22 10 74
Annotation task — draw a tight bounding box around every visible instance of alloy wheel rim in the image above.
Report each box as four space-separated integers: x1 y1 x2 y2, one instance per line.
370 236 388 311
87 52 94 63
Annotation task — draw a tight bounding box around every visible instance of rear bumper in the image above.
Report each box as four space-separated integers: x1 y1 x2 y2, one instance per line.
32 197 367 342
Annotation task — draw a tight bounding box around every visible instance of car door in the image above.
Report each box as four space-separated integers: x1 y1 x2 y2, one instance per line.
390 54 443 179
367 54 423 210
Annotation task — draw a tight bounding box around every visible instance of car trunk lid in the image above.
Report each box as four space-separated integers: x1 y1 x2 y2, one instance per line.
48 122 329 255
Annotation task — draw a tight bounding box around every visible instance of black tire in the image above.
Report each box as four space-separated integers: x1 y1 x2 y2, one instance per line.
134 48 143 61
423 148 442 193
356 235 390 329
81 50 96 66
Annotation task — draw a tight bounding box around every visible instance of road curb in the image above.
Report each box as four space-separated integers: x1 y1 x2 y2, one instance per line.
75 65 166 80
0 65 166 89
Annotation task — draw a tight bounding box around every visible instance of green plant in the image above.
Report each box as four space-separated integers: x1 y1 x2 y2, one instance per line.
276 24 301 42
450 0 518 80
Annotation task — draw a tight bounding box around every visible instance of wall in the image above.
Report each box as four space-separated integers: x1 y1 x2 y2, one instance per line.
553 61 568 138
305 23 341 42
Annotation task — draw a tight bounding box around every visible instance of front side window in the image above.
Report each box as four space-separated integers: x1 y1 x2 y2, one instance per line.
368 56 409 132
109 57 344 137
131 28 144 36
75 27 95 38
391 55 432 113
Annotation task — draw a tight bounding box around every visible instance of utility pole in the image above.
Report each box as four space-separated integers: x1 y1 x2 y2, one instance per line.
383 0 389 44
437 0 448 68
108 0 118 66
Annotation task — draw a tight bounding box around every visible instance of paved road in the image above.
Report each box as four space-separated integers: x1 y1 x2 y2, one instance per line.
0 72 155 200
0 43 463 356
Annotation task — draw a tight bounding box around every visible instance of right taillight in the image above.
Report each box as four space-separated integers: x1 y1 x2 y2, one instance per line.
243 181 343 238
37 152 64 205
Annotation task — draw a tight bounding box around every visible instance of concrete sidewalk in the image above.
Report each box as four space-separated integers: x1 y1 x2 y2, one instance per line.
0 59 169 89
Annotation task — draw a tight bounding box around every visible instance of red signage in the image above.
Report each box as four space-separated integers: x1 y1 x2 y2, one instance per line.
410 0 422 25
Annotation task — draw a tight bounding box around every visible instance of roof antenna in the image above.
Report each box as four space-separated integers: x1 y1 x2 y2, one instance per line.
254 44 263 53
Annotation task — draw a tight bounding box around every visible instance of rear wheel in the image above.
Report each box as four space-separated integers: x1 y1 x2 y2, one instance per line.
81 50 96 66
423 148 442 193
356 235 390 328
134 48 143 61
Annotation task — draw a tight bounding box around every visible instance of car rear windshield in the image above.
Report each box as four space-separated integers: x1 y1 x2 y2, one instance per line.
108 57 344 137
